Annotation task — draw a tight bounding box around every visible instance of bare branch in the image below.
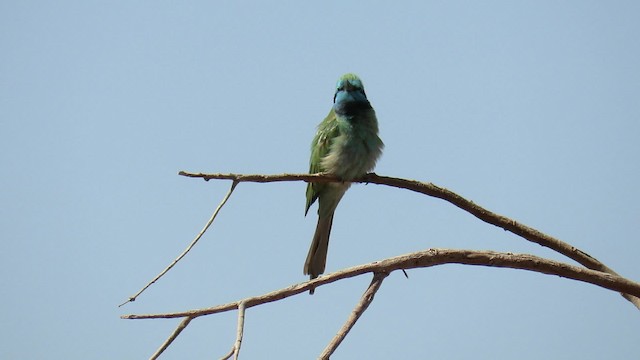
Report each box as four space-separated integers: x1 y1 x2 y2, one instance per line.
234 301 247 360
124 172 639 357
219 301 247 360
119 181 239 307
320 272 389 359
219 345 234 360
177 171 640 309
150 316 194 360
122 249 640 321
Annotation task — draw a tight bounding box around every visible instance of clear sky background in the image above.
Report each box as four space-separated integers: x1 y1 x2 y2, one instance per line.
2 1 639 359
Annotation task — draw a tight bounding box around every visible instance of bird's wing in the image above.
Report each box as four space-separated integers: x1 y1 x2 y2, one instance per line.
305 108 339 215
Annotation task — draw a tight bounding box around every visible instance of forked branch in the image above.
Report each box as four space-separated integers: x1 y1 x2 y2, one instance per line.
178 171 640 309
219 301 247 360
121 171 639 358
123 249 640 358
123 249 640 322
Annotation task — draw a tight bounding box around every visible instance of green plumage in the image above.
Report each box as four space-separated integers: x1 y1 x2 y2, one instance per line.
304 74 383 292
305 107 340 215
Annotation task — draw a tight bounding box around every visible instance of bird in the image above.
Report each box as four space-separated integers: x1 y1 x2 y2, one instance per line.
304 73 384 293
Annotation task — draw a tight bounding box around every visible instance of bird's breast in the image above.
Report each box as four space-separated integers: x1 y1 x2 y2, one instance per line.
321 116 382 180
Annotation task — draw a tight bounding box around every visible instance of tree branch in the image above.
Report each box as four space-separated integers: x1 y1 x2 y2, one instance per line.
219 301 247 360
123 171 639 357
119 180 238 307
320 272 389 359
121 249 640 321
150 316 193 360
177 171 640 309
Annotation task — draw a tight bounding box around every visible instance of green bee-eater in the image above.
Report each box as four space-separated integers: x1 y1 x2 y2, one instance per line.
304 74 384 292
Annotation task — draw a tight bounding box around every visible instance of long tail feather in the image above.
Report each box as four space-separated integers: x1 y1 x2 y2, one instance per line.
303 213 334 294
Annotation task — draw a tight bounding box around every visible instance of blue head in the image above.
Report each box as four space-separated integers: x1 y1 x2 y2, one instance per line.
333 73 368 105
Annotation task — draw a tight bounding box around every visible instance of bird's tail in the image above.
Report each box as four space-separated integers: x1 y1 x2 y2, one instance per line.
303 212 334 294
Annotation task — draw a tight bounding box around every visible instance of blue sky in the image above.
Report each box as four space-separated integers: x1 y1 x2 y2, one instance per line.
2 1 639 359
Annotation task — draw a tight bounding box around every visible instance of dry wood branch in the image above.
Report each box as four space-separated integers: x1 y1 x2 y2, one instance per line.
320 272 389 359
122 249 640 321
220 301 247 360
119 181 238 307
178 171 640 309
150 316 193 360
220 345 234 360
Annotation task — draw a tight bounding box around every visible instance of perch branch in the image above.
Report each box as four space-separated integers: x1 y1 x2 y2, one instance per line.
119 180 239 307
178 171 640 309
122 249 640 321
320 272 389 359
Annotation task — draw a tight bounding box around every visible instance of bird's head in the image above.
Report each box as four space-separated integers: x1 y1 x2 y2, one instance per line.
333 73 368 104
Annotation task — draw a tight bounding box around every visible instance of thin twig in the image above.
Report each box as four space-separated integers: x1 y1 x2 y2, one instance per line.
320 272 389 359
119 180 239 307
177 171 640 309
219 346 234 360
122 249 640 321
233 301 247 360
150 316 194 360
220 301 248 360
